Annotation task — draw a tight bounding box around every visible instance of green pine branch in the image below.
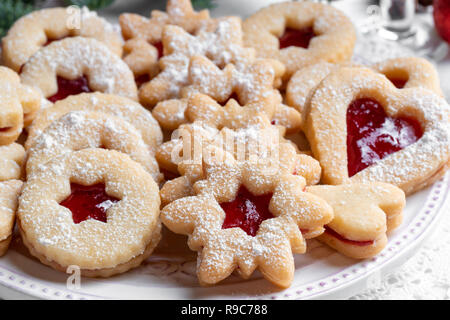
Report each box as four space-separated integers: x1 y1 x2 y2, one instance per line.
192 0 216 9
0 0 35 38
63 0 116 10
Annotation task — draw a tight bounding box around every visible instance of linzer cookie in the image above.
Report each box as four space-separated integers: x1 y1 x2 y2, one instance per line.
138 17 255 107
0 180 23 256
286 57 443 125
304 67 450 195
372 57 443 95
2 7 123 73
20 37 137 103
159 121 321 207
0 66 42 145
307 183 405 259
120 0 210 82
26 111 161 182
161 146 333 288
243 1 356 83
25 93 162 156
18 149 161 277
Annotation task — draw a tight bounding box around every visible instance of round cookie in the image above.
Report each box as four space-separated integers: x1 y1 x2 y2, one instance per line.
26 111 161 182
18 149 161 277
243 1 356 82
20 37 137 102
25 93 163 155
2 7 123 72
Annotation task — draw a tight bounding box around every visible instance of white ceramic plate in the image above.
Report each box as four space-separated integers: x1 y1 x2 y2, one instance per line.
0 171 448 300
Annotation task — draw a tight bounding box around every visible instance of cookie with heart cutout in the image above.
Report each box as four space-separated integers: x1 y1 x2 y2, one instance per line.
306 182 405 259
304 67 450 195
0 180 23 256
159 121 321 212
24 93 162 156
120 0 211 83
20 37 137 103
26 111 162 183
0 143 26 182
18 149 161 277
0 66 42 145
243 1 356 83
286 58 443 127
2 7 123 73
161 146 333 288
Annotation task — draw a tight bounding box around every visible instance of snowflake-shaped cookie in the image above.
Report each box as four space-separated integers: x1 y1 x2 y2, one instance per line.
120 0 211 79
138 17 255 107
161 147 333 288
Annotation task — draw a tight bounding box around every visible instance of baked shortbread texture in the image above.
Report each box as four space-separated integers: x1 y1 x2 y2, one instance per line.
307 183 405 259
18 149 161 277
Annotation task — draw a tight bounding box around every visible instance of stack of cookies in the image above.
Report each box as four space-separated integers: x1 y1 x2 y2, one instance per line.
0 0 448 289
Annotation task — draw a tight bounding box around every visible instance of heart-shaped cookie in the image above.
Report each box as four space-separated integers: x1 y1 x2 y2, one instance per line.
304 67 450 195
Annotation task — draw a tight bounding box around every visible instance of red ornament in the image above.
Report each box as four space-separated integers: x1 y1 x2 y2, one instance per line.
433 0 450 43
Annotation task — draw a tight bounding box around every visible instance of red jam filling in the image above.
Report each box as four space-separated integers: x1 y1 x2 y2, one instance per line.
60 183 119 224
220 186 274 237
151 41 163 60
346 98 423 177
47 76 92 103
279 27 316 49
388 77 408 89
325 226 374 247
0 127 12 132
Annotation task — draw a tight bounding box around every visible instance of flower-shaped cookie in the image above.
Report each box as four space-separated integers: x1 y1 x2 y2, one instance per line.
304 67 450 195
138 17 255 107
159 55 301 133
243 1 356 82
0 66 42 145
307 182 405 259
2 7 123 72
20 37 137 103
161 147 333 288
0 143 25 182
120 0 210 80
159 122 321 208
0 180 23 256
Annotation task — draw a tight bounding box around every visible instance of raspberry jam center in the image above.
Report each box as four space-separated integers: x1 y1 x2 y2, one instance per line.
346 98 423 177
60 183 119 224
279 27 316 49
324 226 374 247
48 76 92 103
220 186 274 237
